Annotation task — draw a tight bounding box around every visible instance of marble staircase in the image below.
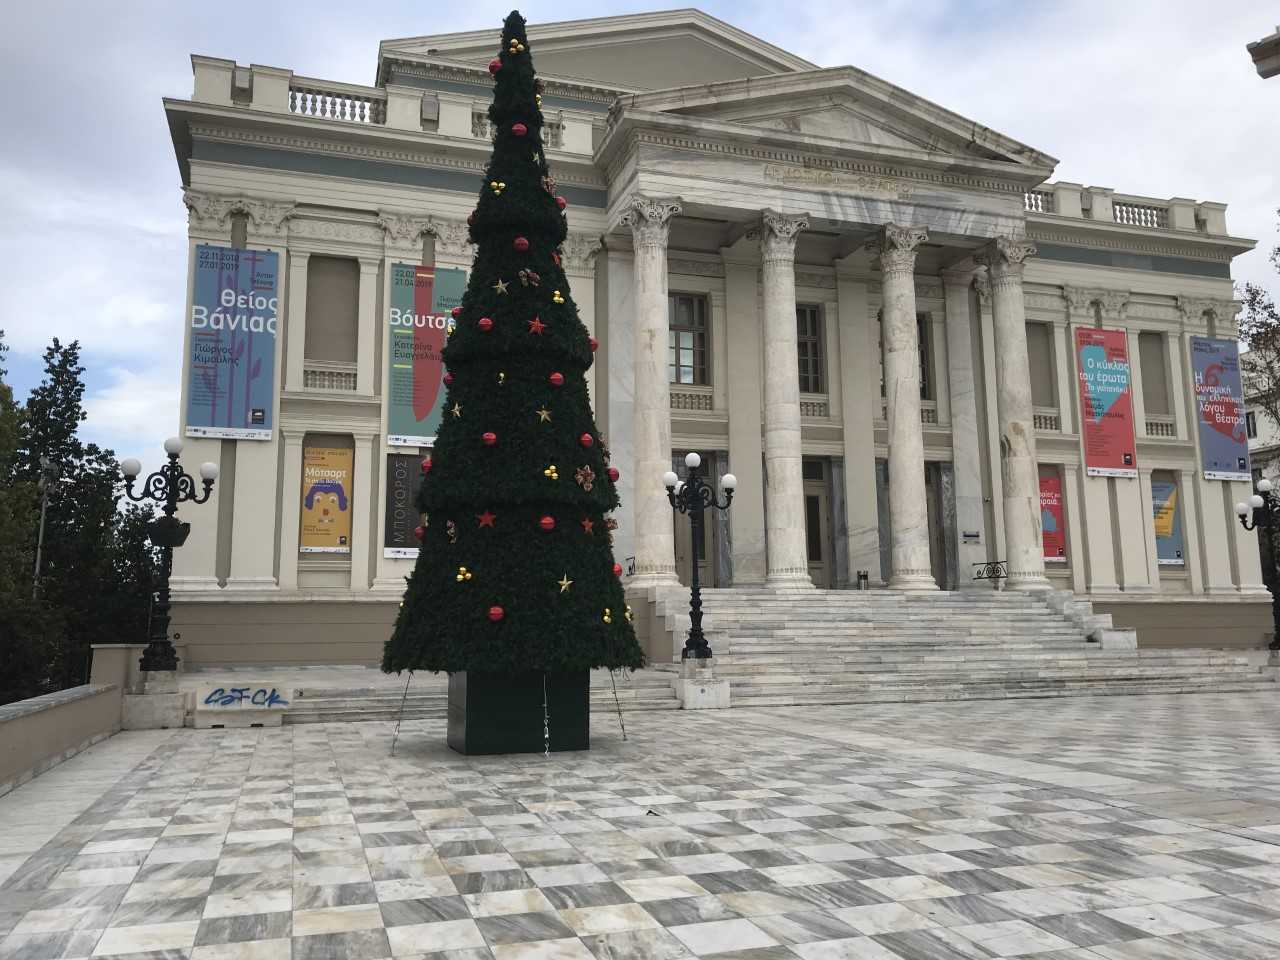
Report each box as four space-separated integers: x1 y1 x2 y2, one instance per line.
666 588 1276 705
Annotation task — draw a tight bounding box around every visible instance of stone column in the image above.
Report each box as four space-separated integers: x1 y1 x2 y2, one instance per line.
722 243 766 585
356 258 380 398
876 224 935 591
942 270 986 586
976 237 1049 590
835 265 882 584
285 251 309 391
278 431 305 591
618 195 682 586
350 433 375 591
760 209 813 589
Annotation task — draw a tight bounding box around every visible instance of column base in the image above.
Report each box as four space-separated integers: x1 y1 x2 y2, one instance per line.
627 572 681 590
888 571 938 591
1006 574 1052 592
765 570 815 591
223 577 279 592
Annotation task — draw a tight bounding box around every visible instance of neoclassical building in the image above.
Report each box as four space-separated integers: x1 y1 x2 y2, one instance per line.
165 10 1269 663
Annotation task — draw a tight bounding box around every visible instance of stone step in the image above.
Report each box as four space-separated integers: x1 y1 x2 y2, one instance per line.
725 665 1266 686
714 656 1257 674
728 675 1276 707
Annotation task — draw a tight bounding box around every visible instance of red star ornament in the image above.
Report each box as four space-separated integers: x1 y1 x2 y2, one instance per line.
477 511 496 528
527 316 546 335
581 517 595 534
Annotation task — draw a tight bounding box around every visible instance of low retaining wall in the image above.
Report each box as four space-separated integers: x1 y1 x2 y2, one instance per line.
1094 598 1271 649
0 685 122 797
172 601 395 666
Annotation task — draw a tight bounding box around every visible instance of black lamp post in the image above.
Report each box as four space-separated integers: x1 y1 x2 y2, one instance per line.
121 437 218 672
664 452 735 660
1236 477 1280 652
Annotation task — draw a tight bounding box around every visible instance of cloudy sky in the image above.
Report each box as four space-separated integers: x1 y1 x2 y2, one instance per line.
2 1 1276 465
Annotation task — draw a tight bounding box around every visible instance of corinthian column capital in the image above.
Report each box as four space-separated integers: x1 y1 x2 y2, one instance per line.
873 224 928 277
975 236 1037 284
760 209 809 264
617 195 682 250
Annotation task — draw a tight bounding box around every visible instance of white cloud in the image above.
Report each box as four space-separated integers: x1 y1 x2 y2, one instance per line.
82 365 180 464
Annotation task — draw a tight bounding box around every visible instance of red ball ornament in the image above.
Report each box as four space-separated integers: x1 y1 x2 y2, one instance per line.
413 525 425 541
511 122 528 137
613 563 623 577
607 467 620 482
467 212 475 227
513 236 529 252
421 457 433 474
488 605 505 622
482 432 497 447
488 58 502 75
539 515 556 532
451 306 462 318
478 317 493 332
443 372 454 386
549 372 564 387
589 337 599 352
556 196 567 211
579 433 594 448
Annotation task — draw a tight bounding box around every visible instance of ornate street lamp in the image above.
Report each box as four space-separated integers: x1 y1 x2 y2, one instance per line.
664 452 735 660
121 437 218 672
1236 477 1280 652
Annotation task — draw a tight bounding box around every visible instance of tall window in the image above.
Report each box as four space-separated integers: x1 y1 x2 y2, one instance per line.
668 293 708 385
797 304 825 394
305 256 359 364
1247 411 1258 439
917 313 932 400
1138 331 1170 415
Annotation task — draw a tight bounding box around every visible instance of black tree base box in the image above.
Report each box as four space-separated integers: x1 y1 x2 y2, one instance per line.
447 670 589 755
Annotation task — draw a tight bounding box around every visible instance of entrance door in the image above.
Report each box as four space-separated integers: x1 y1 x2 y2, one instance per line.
803 458 833 587
674 452 717 588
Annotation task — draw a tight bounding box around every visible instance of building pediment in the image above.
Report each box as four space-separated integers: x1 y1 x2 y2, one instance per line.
618 68 1058 173
378 10 813 92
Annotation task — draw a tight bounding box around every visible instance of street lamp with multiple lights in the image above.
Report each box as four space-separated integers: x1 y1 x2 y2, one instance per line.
663 452 736 660
1235 477 1280 652
121 437 218 672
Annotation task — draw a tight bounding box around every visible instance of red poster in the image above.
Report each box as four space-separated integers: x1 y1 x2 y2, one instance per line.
1075 328 1137 478
1040 472 1066 562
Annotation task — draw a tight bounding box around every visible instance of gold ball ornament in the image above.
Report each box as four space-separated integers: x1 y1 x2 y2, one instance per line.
543 465 559 480
602 607 612 624
455 565 473 583
552 290 565 304
624 605 633 623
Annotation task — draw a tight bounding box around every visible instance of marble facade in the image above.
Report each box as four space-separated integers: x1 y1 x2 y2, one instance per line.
162 10 1269 662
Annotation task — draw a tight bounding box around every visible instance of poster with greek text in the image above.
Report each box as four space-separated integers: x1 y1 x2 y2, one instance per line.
386 265 466 447
300 445 353 554
186 245 278 440
1191 336 1251 481
384 453 425 559
1075 328 1137 478
1040 472 1066 562
1151 479 1185 565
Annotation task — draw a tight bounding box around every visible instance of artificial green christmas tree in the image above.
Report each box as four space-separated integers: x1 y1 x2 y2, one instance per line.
383 10 644 753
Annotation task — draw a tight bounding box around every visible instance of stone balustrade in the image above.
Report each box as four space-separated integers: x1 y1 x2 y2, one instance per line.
302 360 358 392
289 78 386 124
1023 182 1230 236
1145 414 1177 439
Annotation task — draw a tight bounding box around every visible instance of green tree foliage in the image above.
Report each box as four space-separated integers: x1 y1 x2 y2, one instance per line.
0 337 158 703
384 11 643 675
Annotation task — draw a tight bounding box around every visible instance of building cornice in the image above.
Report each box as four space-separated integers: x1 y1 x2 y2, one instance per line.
600 111 1040 198
186 119 606 190
1027 218 1251 264
381 57 623 106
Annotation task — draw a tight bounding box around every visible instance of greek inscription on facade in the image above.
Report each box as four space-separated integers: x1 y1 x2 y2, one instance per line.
762 163 913 200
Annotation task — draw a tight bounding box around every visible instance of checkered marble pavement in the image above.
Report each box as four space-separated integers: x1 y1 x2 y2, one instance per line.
3 693 1280 960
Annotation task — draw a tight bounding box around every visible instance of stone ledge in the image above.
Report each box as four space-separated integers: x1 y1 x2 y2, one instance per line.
0 684 118 723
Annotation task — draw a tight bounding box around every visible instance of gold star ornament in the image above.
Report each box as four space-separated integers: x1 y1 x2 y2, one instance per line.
536 406 552 423
451 402 463 418
493 278 509 295
557 574 573 593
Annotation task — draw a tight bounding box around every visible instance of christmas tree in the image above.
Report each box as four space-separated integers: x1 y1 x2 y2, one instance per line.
383 11 644 680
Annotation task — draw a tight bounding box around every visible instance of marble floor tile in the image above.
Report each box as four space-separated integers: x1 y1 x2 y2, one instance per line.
91 918 199 955
557 904 660 938
385 918 487 954
667 918 777 955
